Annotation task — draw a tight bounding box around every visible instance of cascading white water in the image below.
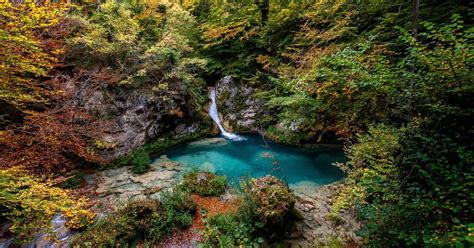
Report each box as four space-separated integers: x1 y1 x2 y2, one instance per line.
209 87 244 141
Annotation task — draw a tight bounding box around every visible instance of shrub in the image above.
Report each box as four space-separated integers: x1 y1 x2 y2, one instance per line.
148 209 178 242
201 176 296 247
148 189 196 243
175 211 193 228
0 167 95 243
201 213 262 247
161 188 196 213
120 200 162 231
71 199 161 247
130 149 151 174
180 170 227 196
335 121 473 246
72 189 196 246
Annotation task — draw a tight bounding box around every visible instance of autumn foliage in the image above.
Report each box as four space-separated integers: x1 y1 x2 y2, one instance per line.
0 167 95 243
0 2 99 242
0 2 103 174
0 2 63 112
0 107 103 174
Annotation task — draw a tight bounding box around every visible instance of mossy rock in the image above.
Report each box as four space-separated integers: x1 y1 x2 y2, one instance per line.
290 208 305 220
245 176 296 224
180 170 227 196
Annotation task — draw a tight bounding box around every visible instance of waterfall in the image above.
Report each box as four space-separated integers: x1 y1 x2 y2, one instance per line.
209 87 244 141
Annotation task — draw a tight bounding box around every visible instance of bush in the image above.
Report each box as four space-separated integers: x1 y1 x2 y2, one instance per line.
109 148 151 174
201 214 262 247
71 199 161 247
130 149 151 174
149 189 196 242
180 170 227 196
334 121 473 246
201 176 296 247
120 200 162 230
0 167 95 243
72 189 196 246
161 188 196 212
149 209 179 242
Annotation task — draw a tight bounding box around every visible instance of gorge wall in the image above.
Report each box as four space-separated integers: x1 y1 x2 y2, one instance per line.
215 76 265 132
67 75 211 160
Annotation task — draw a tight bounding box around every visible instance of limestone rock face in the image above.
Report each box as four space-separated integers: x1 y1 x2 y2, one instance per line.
86 156 183 211
67 78 208 160
283 182 362 246
216 76 265 131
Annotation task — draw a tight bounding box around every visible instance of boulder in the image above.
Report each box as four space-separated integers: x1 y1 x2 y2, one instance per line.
245 176 296 224
283 182 362 246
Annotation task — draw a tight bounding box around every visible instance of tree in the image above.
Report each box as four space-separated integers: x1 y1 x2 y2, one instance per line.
0 2 104 173
0 167 95 243
0 2 63 118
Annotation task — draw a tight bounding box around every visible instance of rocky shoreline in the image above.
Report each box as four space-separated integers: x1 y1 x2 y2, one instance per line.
86 155 185 213
86 164 360 247
286 182 361 246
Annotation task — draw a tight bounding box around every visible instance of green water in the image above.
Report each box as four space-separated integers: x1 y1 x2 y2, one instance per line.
156 134 346 187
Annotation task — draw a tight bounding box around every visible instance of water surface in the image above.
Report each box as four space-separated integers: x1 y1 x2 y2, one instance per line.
156 134 346 187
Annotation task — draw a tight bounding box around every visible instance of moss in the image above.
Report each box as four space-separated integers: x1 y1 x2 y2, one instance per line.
318 235 346 248
290 208 304 220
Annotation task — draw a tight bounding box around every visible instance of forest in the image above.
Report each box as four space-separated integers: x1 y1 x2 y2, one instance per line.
0 0 472 247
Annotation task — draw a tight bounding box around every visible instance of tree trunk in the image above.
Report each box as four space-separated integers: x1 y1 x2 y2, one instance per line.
412 0 420 38
261 0 269 25
255 0 269 26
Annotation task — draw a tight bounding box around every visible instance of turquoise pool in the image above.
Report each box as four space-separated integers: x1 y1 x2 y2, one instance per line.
155 134 346 187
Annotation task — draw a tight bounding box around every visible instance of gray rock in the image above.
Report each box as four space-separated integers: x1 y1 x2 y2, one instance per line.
215 76 266 131
114 183 146 193
188 137 227 146
88 162 182 214
66 74 206 161
283 182 362 246
131 170 176 186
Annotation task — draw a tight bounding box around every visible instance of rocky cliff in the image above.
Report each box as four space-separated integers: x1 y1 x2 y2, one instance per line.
216 76 265 132
67 74 210 160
